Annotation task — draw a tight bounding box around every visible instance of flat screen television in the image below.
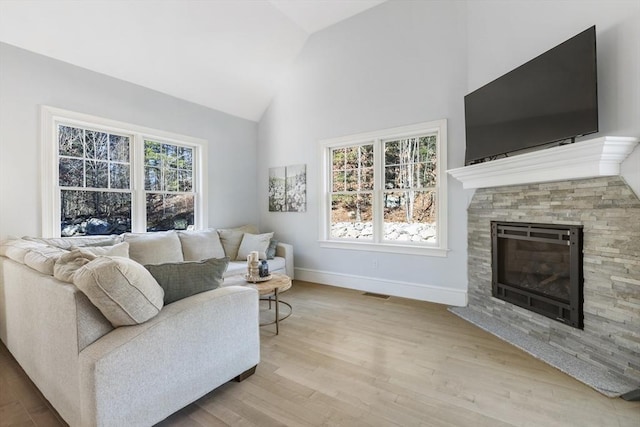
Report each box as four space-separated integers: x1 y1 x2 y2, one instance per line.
464 26 598 165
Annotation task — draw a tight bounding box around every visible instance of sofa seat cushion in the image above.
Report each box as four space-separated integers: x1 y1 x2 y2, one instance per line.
145 257 229 305
178 229 225 261
74 256 164 327
123 230 184 265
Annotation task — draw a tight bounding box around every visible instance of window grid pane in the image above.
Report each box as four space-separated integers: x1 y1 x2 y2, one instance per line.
144 140 196 231
58 125 131 190
330 143 374 240
60 189 131 236
330 193 373 240
330 144 374 193
146 193 194 232
384 135 437 190
383 190 436 243
382 134 438 243
57 124 133 236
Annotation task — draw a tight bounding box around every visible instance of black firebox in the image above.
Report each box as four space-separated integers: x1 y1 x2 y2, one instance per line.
491 221 584 329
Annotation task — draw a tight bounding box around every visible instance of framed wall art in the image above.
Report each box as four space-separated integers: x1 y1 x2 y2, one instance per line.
268 164 306 212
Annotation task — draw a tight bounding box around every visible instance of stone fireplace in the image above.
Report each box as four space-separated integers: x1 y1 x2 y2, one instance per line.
449 136 640 393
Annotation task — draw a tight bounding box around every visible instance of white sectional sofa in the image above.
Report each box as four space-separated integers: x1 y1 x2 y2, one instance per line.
0 226 293 426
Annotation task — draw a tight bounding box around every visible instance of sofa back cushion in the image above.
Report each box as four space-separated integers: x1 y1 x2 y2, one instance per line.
74 256 164 327
0 239 47 264
23 235 121 250
217 224 258 260
69 241 129 258
54 249 97 283
23 246 69 276
145 257 229 305
178 229 225 261
123 231 184 265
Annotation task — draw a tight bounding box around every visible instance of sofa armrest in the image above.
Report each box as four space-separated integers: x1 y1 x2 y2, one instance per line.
275 242 294 279
78 286 259 427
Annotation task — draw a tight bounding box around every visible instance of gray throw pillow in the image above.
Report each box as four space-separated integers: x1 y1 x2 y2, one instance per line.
145 257 230 305
266 239 279 259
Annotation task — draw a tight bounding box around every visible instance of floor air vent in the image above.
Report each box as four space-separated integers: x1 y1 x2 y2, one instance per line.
363 292 390 299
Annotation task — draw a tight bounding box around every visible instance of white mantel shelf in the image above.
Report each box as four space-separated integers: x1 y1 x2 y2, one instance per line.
447 136 639 189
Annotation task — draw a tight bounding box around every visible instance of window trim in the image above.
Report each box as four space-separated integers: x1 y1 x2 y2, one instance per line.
318 119 448 257
41 106 208 237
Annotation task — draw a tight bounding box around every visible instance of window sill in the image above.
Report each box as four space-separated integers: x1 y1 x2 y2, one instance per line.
318 240 449 257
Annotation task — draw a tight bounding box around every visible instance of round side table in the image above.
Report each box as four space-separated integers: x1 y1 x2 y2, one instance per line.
245 273 292 335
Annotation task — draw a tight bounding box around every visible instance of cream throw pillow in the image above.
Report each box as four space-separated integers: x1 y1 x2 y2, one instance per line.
236 232 274 261
74 256 164 327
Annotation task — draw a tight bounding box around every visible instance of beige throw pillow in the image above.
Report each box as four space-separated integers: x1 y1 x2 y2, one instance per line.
236 232 274 261
74 256 164 327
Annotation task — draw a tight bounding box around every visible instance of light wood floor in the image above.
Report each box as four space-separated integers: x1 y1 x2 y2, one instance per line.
1 281 638 426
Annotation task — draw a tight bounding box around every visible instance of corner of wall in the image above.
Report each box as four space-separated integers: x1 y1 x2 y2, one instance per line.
621 143 640 198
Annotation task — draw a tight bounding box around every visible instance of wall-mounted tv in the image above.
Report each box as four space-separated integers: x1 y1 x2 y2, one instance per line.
464 26 598 166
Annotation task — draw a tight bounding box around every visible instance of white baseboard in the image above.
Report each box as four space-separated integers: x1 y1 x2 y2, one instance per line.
294 268 467 307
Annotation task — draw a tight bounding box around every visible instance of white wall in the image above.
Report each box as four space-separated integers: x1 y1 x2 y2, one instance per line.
258 0 640 304
467 0 640 138
258 0 469 305
0 43 258 240
467 0 640 196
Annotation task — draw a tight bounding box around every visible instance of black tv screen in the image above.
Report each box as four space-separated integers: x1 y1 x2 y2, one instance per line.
464 26 598 165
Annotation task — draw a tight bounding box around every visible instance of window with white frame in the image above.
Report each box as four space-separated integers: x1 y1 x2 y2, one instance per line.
42 106 207 237
319 120 448 257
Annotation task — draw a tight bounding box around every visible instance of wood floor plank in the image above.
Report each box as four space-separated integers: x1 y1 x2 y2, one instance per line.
1 280 638 426
0 401 33 427
0 346 63 427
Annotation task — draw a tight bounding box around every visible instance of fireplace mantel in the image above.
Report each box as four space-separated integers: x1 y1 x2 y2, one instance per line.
447 136 639 189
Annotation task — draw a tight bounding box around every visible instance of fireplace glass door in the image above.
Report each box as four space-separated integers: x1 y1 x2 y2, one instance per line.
492 221 583 329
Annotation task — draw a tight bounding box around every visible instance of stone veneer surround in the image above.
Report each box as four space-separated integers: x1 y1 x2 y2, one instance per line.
467 176 640 384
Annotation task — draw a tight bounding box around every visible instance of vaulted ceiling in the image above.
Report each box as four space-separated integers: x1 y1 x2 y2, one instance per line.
0 0 386 121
